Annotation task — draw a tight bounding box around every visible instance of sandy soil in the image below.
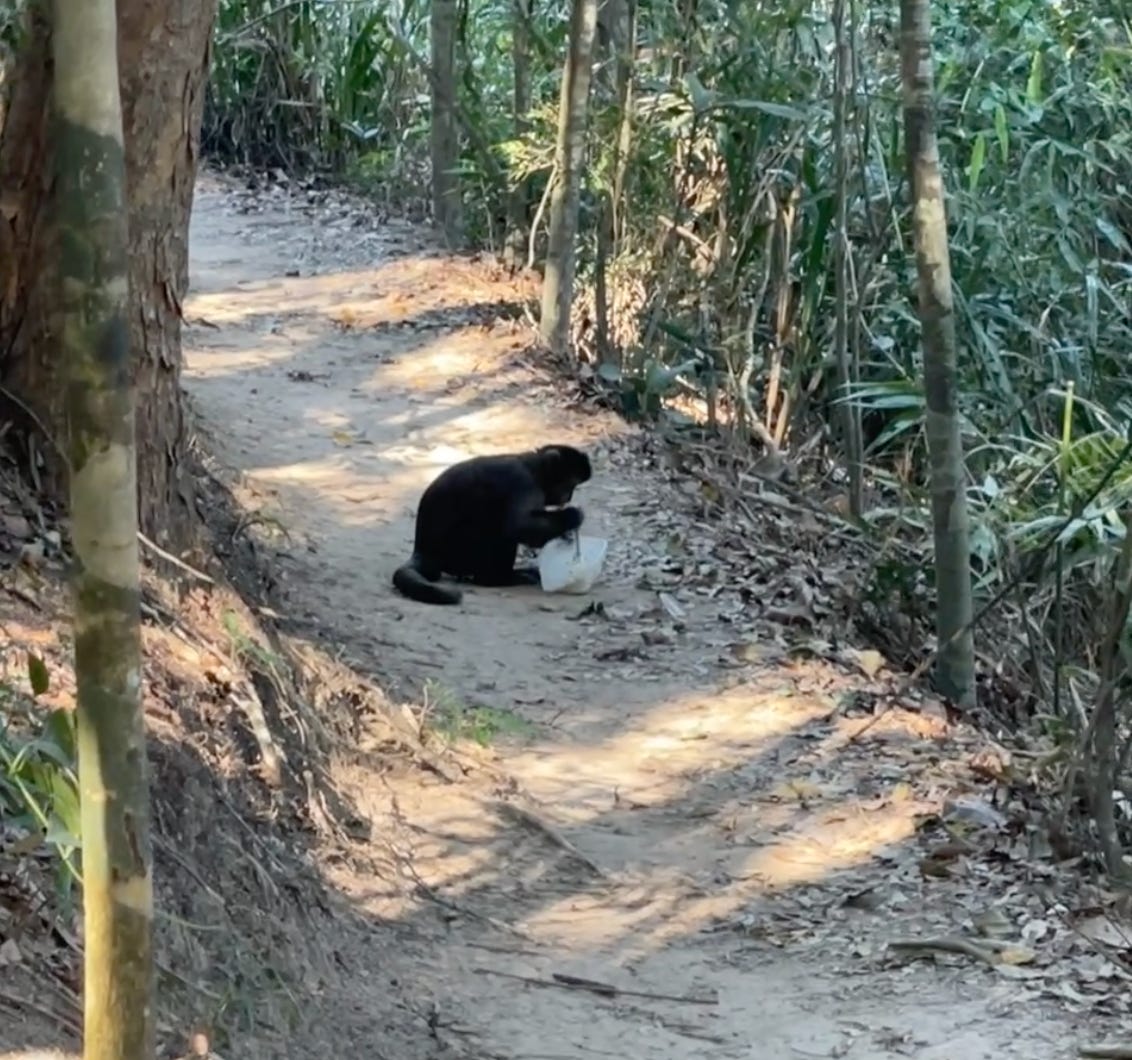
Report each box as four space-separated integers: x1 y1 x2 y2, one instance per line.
172 170 1094 1059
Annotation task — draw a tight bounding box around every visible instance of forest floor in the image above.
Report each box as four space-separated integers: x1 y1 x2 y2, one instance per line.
1 167 1126 1060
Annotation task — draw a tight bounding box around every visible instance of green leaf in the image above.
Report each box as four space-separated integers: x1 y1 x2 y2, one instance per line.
967 132 986 193
47 772 82 849
27 653 49 697
1096 216 1130 253
1026 50 1043 103
684 72 713 114
713 98 808 122
41 709 77 764
994 104 1008 163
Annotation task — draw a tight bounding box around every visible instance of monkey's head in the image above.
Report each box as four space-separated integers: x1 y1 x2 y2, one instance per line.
533 444 592 506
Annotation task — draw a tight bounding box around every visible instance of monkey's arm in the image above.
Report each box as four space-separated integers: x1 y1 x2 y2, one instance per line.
509 504 583 549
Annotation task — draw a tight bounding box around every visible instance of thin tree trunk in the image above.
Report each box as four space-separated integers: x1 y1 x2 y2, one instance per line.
832 0 863 515
609 0 635 251
1090 507 1132 877
900 0 976 708
503 0 532 269
538 0 599 355
593 0 633 366
53 1 152 1058
430 0 463 245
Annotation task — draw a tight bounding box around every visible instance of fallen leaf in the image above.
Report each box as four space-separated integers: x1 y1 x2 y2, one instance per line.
997 944 1037 965
1076 914 1132 949
658 591 685 620
844 647 886 679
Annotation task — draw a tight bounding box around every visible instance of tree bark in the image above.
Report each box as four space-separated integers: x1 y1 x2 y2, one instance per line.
116 0 217 546
0 5 57 470
900 0 976 708
0 0 215 549
538 0 599 355
430 0 463 246
53 0 153 1057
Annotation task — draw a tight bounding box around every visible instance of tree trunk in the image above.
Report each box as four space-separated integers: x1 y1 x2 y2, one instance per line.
53 0 153 1056
592 0 633 366
0 5 57 473
0 0 215 550
502 0 532 270
832 0 863 516
538 0 599 355
430 0 463 246
117 0 217 546
900 0 976 708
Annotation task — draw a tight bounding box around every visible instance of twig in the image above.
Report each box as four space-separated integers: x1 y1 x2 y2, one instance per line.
404 861 533 941
154 833 227 906
472 967 718 1006
1080 1047 1132 1059
0 985 82 1037
490 798 608 878
887 936 1002 966
137 531 215 584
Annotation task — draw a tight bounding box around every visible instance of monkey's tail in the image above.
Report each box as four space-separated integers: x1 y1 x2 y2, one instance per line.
392 553 462 605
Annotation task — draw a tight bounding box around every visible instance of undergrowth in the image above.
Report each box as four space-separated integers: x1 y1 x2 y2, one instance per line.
422 678 535 747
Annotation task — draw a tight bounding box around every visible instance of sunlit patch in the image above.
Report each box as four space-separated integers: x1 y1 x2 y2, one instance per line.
182 341 297 375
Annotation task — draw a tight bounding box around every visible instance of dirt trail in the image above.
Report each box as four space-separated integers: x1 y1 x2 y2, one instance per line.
183 171 1085 1059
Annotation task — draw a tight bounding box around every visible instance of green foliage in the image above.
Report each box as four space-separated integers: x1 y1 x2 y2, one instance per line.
222 609 284 672
0 657 82 903
204 0 1132 703
205 0 431 171
422 679 534 746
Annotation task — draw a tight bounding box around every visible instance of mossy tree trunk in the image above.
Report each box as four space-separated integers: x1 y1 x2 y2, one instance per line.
53 0 152 1055
538 0 599 355
899 0 976 708
0 0 217 550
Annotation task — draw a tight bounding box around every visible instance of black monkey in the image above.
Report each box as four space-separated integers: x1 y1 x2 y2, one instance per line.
392 444 592 605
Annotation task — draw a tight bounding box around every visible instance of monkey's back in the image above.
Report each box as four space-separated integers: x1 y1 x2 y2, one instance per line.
412 454 534 574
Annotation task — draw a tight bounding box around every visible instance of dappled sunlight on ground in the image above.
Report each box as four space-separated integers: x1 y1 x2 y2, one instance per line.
371 667 944 956
171 171 1094 1059
507 682 823 818
178 341 299 375
189 255 526 324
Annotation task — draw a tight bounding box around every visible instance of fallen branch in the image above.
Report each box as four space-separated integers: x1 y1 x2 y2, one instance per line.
491 798 608 879
1080 1046 1132 1059
473 967 718 1006
887 936 1001 966
406 865 534 942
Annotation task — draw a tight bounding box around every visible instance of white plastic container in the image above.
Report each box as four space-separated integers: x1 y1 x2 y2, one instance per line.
538 532 608 594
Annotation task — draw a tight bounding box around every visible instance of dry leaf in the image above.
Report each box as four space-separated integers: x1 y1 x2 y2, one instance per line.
658 591 685 620
0 938 22 965
1076 914 1132 949
996 944 1037 966
844 647 886 679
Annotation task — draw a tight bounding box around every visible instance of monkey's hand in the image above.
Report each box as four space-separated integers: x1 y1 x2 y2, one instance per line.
560 506 584 533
